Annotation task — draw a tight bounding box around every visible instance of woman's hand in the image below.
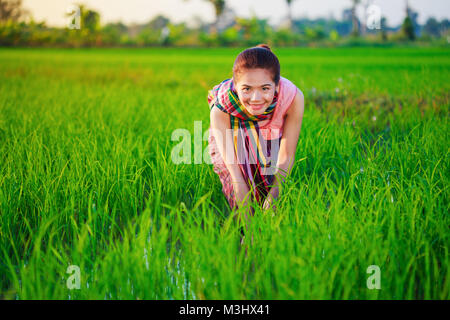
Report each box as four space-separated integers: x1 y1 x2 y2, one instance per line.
233 181 255 234
263 186 279 213
234 182 253 213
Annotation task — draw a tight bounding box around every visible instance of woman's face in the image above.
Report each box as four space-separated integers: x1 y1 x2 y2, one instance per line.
234 68 280 116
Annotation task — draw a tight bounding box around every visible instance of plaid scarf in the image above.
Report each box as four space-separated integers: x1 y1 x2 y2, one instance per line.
208 78 279 204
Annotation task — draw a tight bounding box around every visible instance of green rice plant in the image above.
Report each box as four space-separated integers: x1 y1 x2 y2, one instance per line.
0 47 448 299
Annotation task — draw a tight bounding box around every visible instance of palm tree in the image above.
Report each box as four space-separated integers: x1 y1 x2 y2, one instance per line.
402 0 415 40
351 0 361 36
285 0 296 29
208 0 225 23
185 0 225 32
208 0 225 33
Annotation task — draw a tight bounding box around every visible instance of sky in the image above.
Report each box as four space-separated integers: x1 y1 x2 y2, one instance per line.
22 0 450 28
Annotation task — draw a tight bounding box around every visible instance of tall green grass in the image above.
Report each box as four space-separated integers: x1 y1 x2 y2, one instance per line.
0 47 448 299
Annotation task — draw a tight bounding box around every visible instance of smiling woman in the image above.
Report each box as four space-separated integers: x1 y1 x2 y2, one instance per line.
207 44 304 217
234 68 278 116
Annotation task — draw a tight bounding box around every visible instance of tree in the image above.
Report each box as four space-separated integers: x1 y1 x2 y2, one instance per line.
0 0 26 23
401 1 415 40
81 6 100 32
285 0 297 30
401 17 415 40
350 0 361 37
185 0 225 32
205 0 225 33
380 16 388 41
146 15 169 30
339 8 354 36
102 22 128 46
65 4 100 32
423 17 440 37
440 19 449 33
405 0 420 36
64 4 100 47
208 0 225 21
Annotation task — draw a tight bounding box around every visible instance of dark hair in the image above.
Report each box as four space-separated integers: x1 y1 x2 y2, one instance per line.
232 44 280 85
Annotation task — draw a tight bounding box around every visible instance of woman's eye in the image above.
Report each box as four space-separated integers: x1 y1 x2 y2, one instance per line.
242 87 270 92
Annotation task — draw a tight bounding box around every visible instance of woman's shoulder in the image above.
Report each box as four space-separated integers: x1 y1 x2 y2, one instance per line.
280 76 302 94
278 76 301 112
210 103 230 128
208 78 233 113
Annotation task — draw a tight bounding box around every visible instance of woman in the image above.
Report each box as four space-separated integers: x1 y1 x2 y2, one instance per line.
208 44 304 217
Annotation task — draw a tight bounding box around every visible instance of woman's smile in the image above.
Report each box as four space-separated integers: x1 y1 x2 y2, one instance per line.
247 103 266 111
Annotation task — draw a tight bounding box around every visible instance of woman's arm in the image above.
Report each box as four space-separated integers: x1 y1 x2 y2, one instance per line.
210 107 252 209
263 88 305 209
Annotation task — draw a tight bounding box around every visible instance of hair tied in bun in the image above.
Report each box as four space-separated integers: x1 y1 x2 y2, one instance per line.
233 44 280 85
256 44 272 51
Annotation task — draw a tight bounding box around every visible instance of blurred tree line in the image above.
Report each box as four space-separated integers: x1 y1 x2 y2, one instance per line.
0 0 449 47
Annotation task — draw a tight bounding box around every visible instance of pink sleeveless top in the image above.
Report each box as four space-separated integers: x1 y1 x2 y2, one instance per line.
207 76 299 209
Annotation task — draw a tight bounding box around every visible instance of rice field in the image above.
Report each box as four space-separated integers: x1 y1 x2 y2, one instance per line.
0 46 448 299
